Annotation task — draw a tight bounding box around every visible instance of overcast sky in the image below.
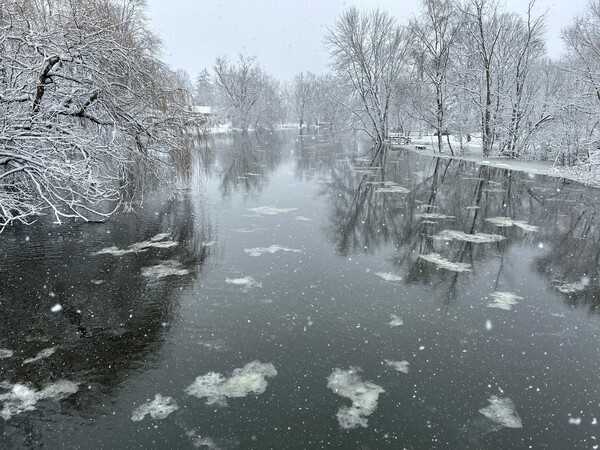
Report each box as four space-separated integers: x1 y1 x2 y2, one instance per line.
146 0 589 81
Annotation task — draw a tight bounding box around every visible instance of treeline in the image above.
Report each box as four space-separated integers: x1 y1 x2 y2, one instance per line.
195 0 600 174
0 0 195 227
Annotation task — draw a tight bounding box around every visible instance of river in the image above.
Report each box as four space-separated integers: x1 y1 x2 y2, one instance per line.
1 130 600 449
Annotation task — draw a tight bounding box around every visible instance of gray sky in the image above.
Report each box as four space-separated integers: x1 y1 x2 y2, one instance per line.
146 0 589 81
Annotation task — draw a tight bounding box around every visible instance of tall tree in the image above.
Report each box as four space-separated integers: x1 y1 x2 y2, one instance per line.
325 8 411 143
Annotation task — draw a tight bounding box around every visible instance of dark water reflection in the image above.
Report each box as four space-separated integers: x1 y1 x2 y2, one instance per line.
1 130 600 449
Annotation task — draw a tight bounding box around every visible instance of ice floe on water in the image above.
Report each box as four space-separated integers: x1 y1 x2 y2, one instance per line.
487 292 523 311
478 396 522 429
92 233 178 256
244 245 303 257
384 359 409 374
202 241 217 247
327 367 385 429
485 217 538 232
418 253 472 272
435 230 505 244
185 431 221 449
375 272 403 282
415 213 455 220
374 182 410 194
388 314 404 327
131 393 178 422
0 380 78 420
556 279 588 294
225 276 262 290
0 349 13 359
231 227 265 233
141 260 189 279
184 361 277 407
247 206 297 216
295 216 313 222
22 346 57 365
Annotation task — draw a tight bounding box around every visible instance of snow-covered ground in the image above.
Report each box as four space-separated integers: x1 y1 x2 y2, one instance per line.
403 135 596 187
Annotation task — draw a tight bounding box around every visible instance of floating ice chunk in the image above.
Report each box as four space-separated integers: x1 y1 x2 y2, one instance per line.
0 380 78 420
556 281 586 294
141 260 188 278
418 253 471 272
487 292 523 311
202 241 217 247
478 396 522 428
327 367 385 429
244 245 303 257
93 234 178 256
50 304 62 313
568 417 582 425
465 206 480 210
485 320 493 331
185 361 277 406
374 184 410 194
90 279 104 285
0 349 13 359
375 272 403 282
435 230 505 244
186 431 221 449
485 217 538 232
225 276 262 290
131 393 178 422
295 216 313 222
388 314 404 327
22 346 57 365
415 213 455 220
384 359 409 374
247 206 297 215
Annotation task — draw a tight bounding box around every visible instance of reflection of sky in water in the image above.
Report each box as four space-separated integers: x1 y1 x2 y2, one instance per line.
2 130 600 448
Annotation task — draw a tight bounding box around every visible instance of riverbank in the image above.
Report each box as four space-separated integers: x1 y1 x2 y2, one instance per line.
401 136 598 188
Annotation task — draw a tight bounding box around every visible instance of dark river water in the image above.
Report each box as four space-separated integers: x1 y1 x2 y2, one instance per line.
1 130 600 449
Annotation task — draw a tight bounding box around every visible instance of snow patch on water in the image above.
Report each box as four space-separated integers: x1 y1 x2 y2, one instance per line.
231 227 265 233
93 233 178 256
0 349 13 359
0 380 78 420
478 396 522 428
415 213 455 220
141 260 189 278
185 361 277 406
131 393 178 421
418 253 472 272
384 359 409 374
244 245 303 257
22 346 57 365
327 367 385 429
435 230 505 244
388 314 404 327
485 217 538 232
487 292 523 311
295 216 313 222
375 272 403 282
556 280 587 294
247 206 297 215
225 276 262 290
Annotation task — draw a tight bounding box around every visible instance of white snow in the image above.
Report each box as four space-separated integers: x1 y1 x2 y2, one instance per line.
50 303 62 313
435 229 505 243
415 213 455 220
93 233 178 256
418 253 472 272
295 216 313 222
327 367 385 429
388 314 404 327
185 361 277 406
0 349 13 359
225 276 262 290
478 395 522 428
487 292 523 311
22 346 57 365
244 245 303 257
568 417 582 425
384 359 409 374
375 272 403 282
485 217 538 232
247 206 297 215
0 380 78 420
131 393 178 421
141 260 188 278
556 281 587 294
